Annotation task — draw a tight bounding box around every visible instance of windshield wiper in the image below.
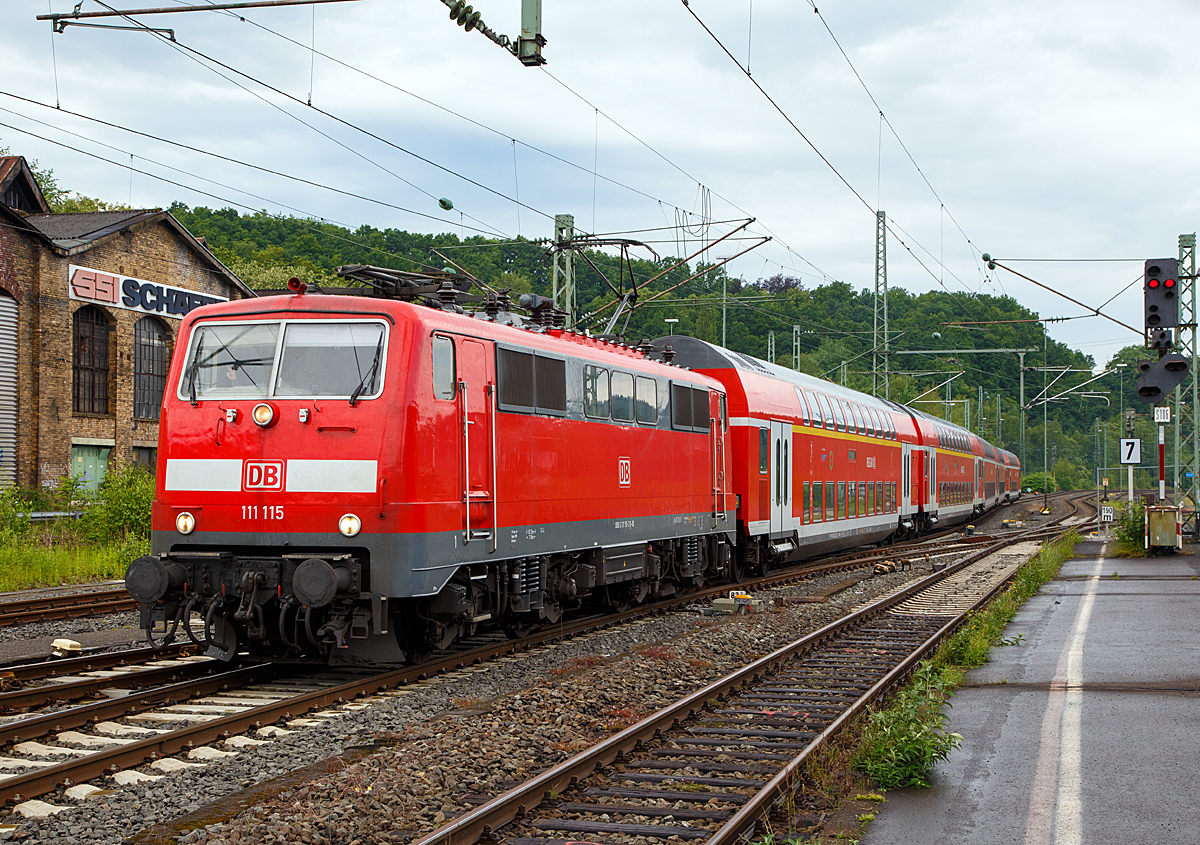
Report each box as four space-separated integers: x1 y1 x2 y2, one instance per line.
349 335 384 406
188 335 205 406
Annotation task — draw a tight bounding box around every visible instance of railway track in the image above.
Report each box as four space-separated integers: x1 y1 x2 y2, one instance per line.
0 500 1087 814
406 519 1083 845
0 587 137 627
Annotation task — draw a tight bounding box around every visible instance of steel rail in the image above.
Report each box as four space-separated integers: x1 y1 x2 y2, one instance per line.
408 524 1065 845
0 657 219 711
0 644 194 683
0 589 137 627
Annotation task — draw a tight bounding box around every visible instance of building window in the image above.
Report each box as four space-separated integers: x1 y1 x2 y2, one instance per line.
73 305 110 415
134 317 170 420
134 446 158 477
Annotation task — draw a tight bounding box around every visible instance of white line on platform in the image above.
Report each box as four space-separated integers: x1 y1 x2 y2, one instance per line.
1023 547 1105 845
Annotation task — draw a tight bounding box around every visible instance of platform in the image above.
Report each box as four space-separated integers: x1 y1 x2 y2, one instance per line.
861 538 1200 844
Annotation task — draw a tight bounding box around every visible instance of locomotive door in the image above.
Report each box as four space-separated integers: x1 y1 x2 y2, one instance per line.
769 420 791 534
709 391 727 520
458 338 495 547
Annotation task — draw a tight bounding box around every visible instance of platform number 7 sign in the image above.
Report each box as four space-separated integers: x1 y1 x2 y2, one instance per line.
1120 438 1141 465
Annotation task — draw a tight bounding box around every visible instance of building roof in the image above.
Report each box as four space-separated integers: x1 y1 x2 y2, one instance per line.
0 156 51 215
23 209 162 244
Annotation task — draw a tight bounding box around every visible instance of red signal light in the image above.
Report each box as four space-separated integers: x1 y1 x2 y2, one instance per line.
1165 279 1176 288
1148 279 1160 288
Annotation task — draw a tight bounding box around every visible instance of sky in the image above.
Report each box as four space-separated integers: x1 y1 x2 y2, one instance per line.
3 0 1199 371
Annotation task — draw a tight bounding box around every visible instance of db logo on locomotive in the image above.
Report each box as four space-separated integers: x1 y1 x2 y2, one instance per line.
618 457 631 488
243 461 285 491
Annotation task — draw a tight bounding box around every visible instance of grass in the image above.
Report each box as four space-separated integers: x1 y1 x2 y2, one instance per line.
0 541 140 591
852 530 1082 789
0 466 154 591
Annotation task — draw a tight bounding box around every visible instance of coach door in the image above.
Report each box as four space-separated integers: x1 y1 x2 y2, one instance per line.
459 338 495 547
769 420 791 534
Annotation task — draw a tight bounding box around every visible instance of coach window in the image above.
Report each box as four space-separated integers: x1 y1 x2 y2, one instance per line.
825 481 835 520
867 481 875 515
848 481 856 518
807 390 825 428
812 481 823 522
432 336 456 399
73 305 111 415
794 387 810 425
635 376 657 424
584 365 609 418
863 407 875 438
883 413 894 440
611 371 635 422
759 427 769 474
859 482 867 517
850 403 865 435
837 481 846 519
831 400 846 432
803 481 811 522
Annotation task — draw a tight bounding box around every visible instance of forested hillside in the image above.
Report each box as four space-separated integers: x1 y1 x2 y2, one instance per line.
171 203 1157 490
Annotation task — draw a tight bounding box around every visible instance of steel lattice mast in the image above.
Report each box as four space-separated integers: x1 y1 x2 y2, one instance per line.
1173 233 1197 529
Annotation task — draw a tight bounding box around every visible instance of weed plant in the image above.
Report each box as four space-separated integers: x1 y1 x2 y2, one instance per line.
852 530 1081 788
851 662 963 789
0 465 154 590
1112 499 1145 556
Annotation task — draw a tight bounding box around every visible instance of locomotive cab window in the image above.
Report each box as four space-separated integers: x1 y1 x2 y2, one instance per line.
432 336 456 399
179 320 388 402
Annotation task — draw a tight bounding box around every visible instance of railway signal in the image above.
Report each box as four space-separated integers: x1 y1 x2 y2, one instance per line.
1144 258 1180 329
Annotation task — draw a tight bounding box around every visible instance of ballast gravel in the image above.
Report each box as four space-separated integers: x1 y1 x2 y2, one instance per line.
8 505 1054 845
2 560 957 845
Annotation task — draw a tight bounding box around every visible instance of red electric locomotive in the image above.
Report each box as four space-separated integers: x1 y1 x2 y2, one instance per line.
125 286 736 665
126 283 1019 666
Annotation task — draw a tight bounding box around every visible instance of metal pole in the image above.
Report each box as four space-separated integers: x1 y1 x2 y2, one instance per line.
1043 331 1049 513
1018 352 1026 470
552 214 576 327
873 211 889 398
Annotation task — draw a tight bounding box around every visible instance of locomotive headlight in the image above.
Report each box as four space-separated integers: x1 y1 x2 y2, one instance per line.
176 512 196 535
338 513 362 537
252 402 276 427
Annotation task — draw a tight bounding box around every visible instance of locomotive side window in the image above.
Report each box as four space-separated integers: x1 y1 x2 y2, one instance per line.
759 427 769 474
611 372 635 422
672 383 694 429
498 348 535 409
536 356 567 413
498 347 566 415
635 376 657 424
432 336 456 400
719 392 727 430
584 366 610 418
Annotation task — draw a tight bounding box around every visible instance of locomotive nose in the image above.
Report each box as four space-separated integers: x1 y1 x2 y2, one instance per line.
125 556 187 603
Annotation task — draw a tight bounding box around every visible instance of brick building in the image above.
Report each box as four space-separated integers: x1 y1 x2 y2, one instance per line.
0 155 253 490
